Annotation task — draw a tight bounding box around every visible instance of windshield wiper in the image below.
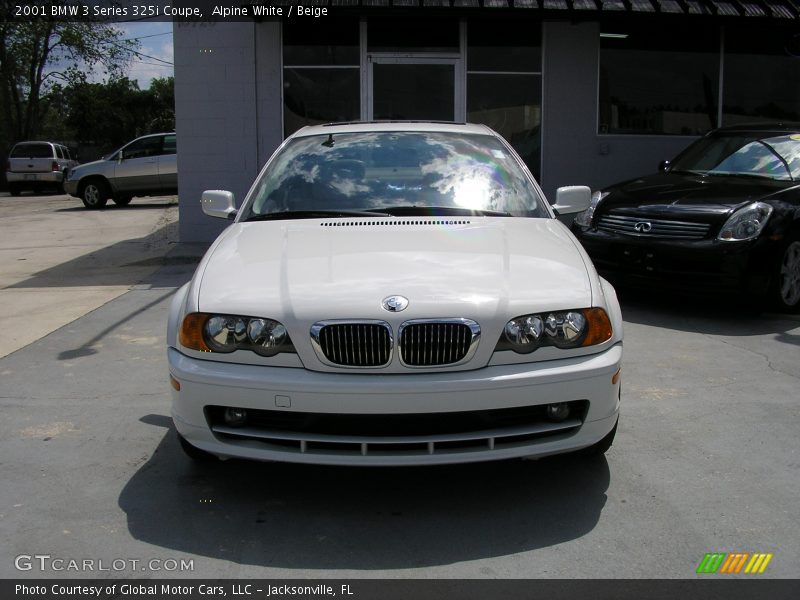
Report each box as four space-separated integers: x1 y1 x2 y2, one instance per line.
244 209 391 222
378 205 513 217
706 172 782 181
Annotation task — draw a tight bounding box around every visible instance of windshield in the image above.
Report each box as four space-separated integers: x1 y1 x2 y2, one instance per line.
670 133 800 181
241 131 547 220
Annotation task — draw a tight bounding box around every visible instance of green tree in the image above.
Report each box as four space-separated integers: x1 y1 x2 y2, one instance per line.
145 76 175 133
0 2 139 144
59 76 175 153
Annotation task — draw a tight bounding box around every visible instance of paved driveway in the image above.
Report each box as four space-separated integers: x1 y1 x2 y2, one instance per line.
0 192 178 358
0 193 797 579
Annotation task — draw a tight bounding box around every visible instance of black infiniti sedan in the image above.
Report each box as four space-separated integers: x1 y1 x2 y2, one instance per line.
572 124 800 311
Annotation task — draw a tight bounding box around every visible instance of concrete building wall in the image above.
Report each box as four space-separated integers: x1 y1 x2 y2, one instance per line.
174 21 260 243
540 21 697 202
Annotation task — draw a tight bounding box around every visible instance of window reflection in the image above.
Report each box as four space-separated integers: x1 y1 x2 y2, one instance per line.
467 21 542 179
283 69 360 136
670 134 800 181
246 132 547 218
282 19 360 137
598 24 719 135
723 28 800 126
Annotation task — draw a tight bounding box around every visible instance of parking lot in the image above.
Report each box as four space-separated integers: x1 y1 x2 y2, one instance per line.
0 192 798 579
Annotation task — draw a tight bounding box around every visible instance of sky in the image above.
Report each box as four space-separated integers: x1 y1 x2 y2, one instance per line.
114 22 175 88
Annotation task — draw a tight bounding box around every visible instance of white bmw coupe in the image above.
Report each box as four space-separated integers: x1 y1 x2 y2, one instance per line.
167 122 623 466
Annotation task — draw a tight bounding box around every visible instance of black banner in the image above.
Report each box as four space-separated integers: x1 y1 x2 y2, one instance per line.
4 580 800 600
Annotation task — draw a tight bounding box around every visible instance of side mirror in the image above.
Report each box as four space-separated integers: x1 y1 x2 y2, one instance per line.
117 151 124 163
201 190 237 220
552 186 591 215
658 160 670 173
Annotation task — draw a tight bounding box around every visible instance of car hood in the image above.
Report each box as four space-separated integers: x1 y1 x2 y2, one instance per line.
600 172 790 220
195 217 593 322
70 158 107 174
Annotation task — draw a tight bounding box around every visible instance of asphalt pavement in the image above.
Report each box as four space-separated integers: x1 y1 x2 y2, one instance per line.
0 192 798 579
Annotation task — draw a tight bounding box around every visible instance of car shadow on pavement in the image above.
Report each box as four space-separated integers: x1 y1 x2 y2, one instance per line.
8 222 180 289
616 286 800 339
119 416 610 570
54 202 178 212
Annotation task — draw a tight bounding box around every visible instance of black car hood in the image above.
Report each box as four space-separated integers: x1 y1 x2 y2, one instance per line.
599 172 790 221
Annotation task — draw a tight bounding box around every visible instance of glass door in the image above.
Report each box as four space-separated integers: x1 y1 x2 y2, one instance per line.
367 57 464 122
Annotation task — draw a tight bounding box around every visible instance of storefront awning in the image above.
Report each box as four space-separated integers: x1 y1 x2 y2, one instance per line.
276 0 800 19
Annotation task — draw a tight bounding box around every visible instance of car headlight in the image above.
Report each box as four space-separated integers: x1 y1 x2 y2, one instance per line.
497 308 612 353
179 313 294 356
573 191 608 229
717 202 773 242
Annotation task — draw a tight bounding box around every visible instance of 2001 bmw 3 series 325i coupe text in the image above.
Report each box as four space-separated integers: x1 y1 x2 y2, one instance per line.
166 122 623 466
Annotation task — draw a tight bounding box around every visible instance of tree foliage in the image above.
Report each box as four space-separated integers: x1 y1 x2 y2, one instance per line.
0 3 139 143
59 76 175 151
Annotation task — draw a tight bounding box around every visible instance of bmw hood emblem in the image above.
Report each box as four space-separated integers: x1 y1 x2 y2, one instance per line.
382 295 409 312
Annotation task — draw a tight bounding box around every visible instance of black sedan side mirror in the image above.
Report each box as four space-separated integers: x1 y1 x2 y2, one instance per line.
658 160 671 173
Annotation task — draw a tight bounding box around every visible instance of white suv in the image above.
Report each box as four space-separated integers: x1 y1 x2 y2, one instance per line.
6 141 79 195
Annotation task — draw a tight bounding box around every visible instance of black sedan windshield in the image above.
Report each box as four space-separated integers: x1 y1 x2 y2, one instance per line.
243 131 547 220
670 132 800 182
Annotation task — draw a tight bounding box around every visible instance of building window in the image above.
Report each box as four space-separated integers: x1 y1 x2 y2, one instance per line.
598 25 720 135
467 21 542 179
723 28 800 126
282 20 360 136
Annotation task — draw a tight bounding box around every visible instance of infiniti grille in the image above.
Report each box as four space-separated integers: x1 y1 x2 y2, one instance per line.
597 214 711 240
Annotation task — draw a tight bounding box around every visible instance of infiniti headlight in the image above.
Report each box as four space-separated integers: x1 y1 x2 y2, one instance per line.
498 308 612 353
717 202 773 242
573 191 608 229
180 313 294 356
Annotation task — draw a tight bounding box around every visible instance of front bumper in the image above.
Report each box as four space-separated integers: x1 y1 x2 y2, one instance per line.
168 344 622 466
572 227 779 294
64 179 79 196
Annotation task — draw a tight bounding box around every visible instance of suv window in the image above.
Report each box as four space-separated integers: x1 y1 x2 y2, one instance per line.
55 145 65 159
122 136 163 160
162 135 176 155
10 143 53 159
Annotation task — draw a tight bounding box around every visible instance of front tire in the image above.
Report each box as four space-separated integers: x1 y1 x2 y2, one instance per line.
80 179 109 209
8 184 21 196
772 237 800 312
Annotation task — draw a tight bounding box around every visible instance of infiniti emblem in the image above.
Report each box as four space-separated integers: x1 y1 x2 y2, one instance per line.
634 221 653 233
382 295 409 312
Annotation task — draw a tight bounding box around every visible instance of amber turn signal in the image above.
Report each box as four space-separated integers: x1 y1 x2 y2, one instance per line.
179 312 212 352
581 307 613 347
169 374 181 391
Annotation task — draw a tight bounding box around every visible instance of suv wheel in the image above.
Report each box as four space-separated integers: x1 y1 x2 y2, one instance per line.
80 180 109 209
113 195 132 206
8 184 21 196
